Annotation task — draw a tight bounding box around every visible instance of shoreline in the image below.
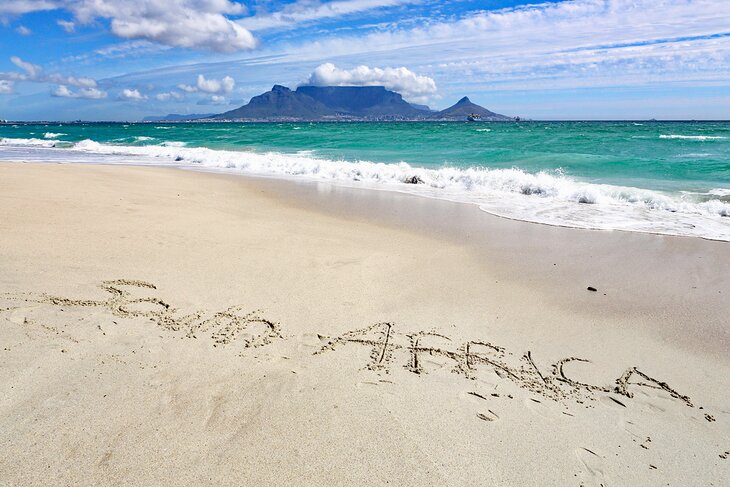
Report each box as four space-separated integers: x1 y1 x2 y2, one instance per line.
1 161 728 485
199 165 730 358
2 134 730 242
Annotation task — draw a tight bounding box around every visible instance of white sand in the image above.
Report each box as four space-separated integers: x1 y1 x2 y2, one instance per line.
0 162 728 486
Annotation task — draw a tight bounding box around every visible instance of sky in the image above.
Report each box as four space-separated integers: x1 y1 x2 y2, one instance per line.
0 0 728 121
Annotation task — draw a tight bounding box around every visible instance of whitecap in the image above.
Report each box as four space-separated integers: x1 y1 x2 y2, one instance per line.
1 137 59 147
659 134 726 141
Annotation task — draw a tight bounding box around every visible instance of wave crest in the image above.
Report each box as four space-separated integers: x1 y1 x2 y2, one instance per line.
659 134 726 141
2 136 729 240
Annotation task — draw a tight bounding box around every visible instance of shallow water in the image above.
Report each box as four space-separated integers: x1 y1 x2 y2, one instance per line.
1 121 729 240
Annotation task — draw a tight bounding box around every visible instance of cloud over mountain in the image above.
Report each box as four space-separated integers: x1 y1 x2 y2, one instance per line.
303 63 437 103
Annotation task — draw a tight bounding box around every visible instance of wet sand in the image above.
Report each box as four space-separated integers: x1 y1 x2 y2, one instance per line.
0 162 728 486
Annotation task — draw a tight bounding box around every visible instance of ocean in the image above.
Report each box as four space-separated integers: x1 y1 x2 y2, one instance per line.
1 121 729 240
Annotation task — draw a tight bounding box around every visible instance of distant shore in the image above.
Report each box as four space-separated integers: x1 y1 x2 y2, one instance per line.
0 161 728 485
5 119 730 124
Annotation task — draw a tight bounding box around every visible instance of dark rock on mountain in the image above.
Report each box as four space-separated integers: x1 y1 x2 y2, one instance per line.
431 96 512 121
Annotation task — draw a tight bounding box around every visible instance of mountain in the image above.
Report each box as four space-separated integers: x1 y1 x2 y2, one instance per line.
215 85 427 120
213 85 511 121
142 113 215 122
217 85 335 120
409 103 433 112
295 85 426 118
431 96 512 121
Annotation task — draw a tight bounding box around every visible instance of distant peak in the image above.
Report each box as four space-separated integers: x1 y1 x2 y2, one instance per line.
271 84 290 92
457 96 471 104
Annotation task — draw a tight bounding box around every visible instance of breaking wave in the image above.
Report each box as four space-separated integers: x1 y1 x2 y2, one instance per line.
659 134 727 141
2 136 729 241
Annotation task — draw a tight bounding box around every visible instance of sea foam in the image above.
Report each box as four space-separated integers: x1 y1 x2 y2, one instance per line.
2 136 730 241
659 134 727 141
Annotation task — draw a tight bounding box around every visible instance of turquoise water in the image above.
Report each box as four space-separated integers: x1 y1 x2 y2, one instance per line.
1 121 729 239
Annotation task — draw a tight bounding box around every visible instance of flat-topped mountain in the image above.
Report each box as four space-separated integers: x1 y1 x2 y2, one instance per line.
296 85 426 118
212 85 512 121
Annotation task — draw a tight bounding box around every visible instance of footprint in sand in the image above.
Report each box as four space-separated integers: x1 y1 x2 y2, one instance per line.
476 409 500 422
6 306 37 325
575 447 611 485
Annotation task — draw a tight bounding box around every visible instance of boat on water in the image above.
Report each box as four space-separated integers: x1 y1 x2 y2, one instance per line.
467 113 481 122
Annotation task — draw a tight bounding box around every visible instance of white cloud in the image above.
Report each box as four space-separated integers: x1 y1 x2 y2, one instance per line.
197 94 229 105
0 1 57 16
196 74 235 93
0 80 13 94
178 74 235 94
177 83 197 93
10 56 41 78
67 0 256 52
119 88 147 101
75 87 107 99
303 63 437 103
5 1 256 52
56 19 74 32
52 85 74 97
94 40 163 59
52 84 107 99
155 91 183 101
2 56 99 89
15 25 32 35
48 74 97 88
240 0 420 31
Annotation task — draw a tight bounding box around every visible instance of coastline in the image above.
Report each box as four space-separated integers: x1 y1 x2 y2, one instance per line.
1 161 728 485
201 167 730 358
3 128 729 242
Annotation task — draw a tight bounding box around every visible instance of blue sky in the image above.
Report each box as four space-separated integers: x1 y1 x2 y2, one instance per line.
0 0 728 120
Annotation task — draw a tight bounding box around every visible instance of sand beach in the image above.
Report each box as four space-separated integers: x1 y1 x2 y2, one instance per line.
0 162 728 486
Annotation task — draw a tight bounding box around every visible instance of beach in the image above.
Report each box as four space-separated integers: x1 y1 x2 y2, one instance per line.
0 161 728 486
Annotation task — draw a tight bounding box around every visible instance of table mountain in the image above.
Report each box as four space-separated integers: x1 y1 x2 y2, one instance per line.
213 85 511 121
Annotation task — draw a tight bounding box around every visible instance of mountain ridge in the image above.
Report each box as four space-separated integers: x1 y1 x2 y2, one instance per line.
211 85 512 121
